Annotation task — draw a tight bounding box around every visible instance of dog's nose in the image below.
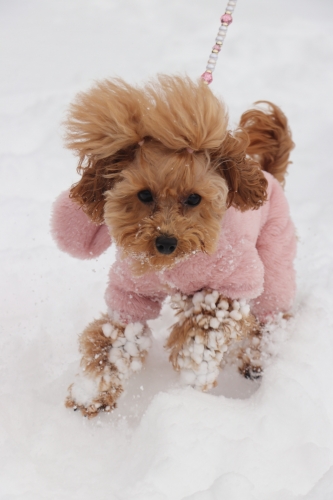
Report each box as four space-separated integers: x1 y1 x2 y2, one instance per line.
155 236 178 255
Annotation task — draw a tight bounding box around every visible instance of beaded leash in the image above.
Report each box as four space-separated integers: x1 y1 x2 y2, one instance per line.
201 0 237 85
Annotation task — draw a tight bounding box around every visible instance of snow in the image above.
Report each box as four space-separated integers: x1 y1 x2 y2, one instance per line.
1 0 333 499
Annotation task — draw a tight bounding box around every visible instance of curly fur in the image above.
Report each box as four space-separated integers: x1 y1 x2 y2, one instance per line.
239 101 295 186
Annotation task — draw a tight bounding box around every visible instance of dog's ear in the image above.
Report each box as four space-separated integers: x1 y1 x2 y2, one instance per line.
212 129 268 211
65 79 146 223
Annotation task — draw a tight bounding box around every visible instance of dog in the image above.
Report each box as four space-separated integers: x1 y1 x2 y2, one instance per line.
51 76 296 417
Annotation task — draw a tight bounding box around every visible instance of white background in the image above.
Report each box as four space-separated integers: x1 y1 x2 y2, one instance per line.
1 1 333 498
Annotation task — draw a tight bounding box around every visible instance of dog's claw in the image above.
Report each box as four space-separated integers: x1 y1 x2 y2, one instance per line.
243 366 262 380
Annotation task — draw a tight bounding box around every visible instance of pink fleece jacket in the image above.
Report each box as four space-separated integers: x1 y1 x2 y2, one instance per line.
51 172 296 324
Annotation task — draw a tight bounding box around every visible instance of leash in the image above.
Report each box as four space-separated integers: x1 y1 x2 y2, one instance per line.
201 0 238 85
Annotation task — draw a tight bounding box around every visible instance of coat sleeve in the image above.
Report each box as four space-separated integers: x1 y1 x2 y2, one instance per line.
51 190 112 259
252 178 297 322
105 262 166 323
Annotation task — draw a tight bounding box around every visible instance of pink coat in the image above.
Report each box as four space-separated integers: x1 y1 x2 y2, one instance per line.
51 172 296 324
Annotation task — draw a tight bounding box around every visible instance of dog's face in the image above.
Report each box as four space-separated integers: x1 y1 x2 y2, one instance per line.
104 140 228 274
65 76 267 275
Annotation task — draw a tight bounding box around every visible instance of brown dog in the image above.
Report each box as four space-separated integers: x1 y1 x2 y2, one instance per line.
52 76 295 417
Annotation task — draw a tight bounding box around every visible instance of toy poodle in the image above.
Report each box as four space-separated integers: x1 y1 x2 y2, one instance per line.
51 76 296 417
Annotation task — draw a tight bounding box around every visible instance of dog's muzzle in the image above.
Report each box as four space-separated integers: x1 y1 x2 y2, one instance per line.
155 236 178 255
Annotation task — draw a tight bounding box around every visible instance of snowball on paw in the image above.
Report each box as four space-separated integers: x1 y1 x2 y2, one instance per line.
207 360 218 373
230 310 242 321
70 372 100 407
180 369 197 386
101 323 113 337
216 310 226 320
205 293 217 307
114 358 129 374
206 369 219 385
124 322 143 342
182 356 192 369
191 352 204 365
219 299 229 310
193 343 204 355
124 341 139 357
240 304 250 317
192 292 204 305
210 317 220 329
232 300 240 311
108 347 122 363
130 359 143 372
197 361 208 374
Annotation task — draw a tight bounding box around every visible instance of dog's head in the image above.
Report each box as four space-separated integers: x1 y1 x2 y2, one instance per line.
66 76 267 274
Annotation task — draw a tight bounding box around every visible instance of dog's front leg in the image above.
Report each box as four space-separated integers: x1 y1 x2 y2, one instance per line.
167 290 261 391
66 313 152 417
169 326 224 391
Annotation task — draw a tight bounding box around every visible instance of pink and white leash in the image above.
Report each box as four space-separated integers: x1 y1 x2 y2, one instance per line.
201 0 237 85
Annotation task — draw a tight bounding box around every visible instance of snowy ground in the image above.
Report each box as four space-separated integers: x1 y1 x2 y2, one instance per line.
1 0 333 498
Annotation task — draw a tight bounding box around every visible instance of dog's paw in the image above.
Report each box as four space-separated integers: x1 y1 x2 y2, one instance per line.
66 314 152 418
167 290 259 391
65 371 123 418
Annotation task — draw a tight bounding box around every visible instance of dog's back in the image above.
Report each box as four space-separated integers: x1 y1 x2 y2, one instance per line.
240 102 294 186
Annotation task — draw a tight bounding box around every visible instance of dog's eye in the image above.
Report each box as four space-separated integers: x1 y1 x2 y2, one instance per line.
138 190 153 203
185 194 201 206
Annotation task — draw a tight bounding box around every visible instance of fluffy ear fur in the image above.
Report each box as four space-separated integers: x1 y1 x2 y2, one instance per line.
69 147 137 224
239 101 294 186
211 129 268 211
211 100 294 210
65 80 147 223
